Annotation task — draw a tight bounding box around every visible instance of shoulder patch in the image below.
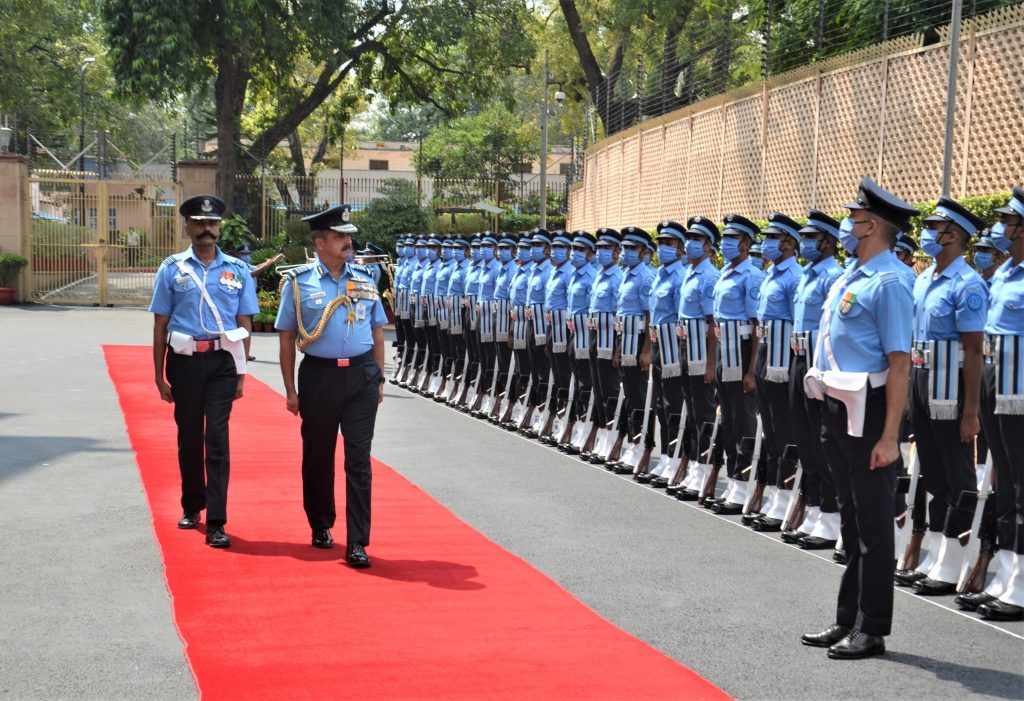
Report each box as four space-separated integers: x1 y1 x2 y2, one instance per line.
640 285 652 298
704 284 715 298
748 287 759 300
966 293 984 311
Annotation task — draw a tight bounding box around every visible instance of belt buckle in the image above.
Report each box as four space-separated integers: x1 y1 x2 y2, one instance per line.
337 358 351 368
911 349 927 367
196 340 214 352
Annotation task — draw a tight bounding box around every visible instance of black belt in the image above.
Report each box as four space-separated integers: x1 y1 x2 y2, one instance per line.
302 350 375 368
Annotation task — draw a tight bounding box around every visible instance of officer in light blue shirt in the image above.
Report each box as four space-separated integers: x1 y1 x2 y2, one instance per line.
750 212 804 532
972 235 1003 286
391 235 412 373
893 232 920 291
150 194 259 547
708 214 764 509
405 238 429 377
505 236 536 422
538 230 576 439
802 176 917 658
565 231 598 442
418 235 444 384
474 233 502 400
904 197 989 595
275 204 387 568
433 238 457 378
492 234 517 373
445 237 472 386
515 229 555 431
786 210 845 547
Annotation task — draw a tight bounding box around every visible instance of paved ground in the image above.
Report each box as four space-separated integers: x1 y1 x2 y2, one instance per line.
1 305 1022 700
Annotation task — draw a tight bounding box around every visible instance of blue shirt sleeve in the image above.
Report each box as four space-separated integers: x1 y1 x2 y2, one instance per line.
876 275 913 355
745 271 764 320
369 298 388 328
954 279 988 334
149 263 174 316
238 268 259 317
275 276 298 331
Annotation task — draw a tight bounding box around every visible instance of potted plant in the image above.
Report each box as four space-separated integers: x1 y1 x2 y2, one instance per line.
0 253 28 304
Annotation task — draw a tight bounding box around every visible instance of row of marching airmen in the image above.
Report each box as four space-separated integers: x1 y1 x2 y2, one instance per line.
388 178 1024 660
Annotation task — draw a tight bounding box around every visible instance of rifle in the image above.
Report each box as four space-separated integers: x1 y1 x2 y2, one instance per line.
592 387 625 463
526 368 556 437
957 454 995 593
550 379 576 446
568 391 595 454
741 414 766 517
781 444 805 532
896 444 921 572
490 352 517 422
662 403 689 487
698 410 723 503
626 365 657 477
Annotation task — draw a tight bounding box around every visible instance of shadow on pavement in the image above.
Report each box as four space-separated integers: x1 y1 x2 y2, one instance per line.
881 651 1024 699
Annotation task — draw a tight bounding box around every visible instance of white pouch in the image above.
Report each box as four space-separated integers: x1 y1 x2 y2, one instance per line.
168 331 194 356
222 326 250 343
822 370 869 437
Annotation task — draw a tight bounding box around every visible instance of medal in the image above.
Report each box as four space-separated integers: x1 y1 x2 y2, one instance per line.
838 291 857 314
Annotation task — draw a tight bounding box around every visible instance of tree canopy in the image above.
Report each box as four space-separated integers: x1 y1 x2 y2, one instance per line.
416 104 537 180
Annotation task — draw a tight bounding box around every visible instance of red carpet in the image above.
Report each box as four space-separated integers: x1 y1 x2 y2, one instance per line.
105 345 730 700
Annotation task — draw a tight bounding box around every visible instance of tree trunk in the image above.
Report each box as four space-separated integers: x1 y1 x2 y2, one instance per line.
214 46 251 215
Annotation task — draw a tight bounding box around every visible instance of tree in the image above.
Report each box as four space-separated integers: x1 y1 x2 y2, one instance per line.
358 101 445 142
352 178 432 254
416 104 537 180
100 0 536 212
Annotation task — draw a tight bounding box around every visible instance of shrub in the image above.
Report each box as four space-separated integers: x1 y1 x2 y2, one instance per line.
0 253 29 287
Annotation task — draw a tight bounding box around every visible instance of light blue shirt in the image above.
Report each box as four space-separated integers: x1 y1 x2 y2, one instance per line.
494 259 515 301
543 260 574 311
274 258 387 359
435 259 456 298
409 259 427 296
466 261 483 298
510 261 535 306
446 259 470 297
819 249 912 372
567 263 597 316
420 258 441 296
590 264 624 314
912 256 988 341
679 257 721 320
150 246 259 339
650 258 684 325
756 255 801 321
395 256 411 290
713 258 765 322
527 258 554 306
793 256 843 333
476 258 501 301
985 257 1024 335
617 262 655 316
896 262 918 292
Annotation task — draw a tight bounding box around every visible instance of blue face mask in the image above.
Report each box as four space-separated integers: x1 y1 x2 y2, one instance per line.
240 254 251 263
597 248 614 267
415 247 427 261
839 217 859 256
454 248 466 262
551 247 568 265
799 238 822 262
531 246 546 262
498 248 513 263
518 247 531 262
482 246 495 262
920 228 943 257
990 222 1013 253
621 248 641 267
749 256 764 270
471 248 482 262
658 244 680 264
761 238 783 262
720 237 741 262
974 251 994 270
427 249 439 262
683 240 705 261
570 250 588 267
441 248 453 261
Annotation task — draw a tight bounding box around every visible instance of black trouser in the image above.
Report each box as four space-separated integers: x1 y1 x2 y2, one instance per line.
617 332 649 440
821 388 897 636
412 325 428 372
789 353 838 512
398 317 415 367
426 324 442 375
298 353 381 546
549 342 573 413
589 332 619 429
494 337 513 395
679 339 717 462
478 332 497 392
981 364 1024 553
450 327 467 380
910 366 975 537
166 349 237 526
755 344 797 489
653 342 683 454
394 310 406 358
716 343 757 479
465 308 481 382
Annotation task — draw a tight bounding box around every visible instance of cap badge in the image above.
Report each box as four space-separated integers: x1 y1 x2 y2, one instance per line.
201 199 213 213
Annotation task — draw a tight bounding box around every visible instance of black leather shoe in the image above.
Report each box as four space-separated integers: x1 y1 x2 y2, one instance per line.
741 511 765 526
827 630 885 660
312 528 334 549
612 464 634 475
675 488 701 501
913 577 956 596
635 473 654 483
781 529 808 544
711 501 743 515
894 569 928 587
801 623 851 648
177 512 200 530
346 543 371 568
205 526 231 549
751 516 783 532
955 591 996 611
833 548 848 565
978 599 1024 621
799 535 838 550
650 477 669 489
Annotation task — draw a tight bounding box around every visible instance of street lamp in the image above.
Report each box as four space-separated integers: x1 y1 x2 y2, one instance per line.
539 50 565 230
79 57 96 175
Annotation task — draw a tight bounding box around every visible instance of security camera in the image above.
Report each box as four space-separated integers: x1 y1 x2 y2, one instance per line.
554 90 566 103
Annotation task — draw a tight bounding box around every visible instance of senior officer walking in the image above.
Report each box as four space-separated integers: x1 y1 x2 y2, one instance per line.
801 177 917 659
275 205 388 569
150 195 258 549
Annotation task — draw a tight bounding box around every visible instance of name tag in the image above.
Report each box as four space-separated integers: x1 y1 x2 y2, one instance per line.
309 291 327 300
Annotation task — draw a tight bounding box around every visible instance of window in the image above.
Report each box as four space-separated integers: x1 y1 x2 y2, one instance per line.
109 207 117 231
512 162 533 174
369 159 389 171
88 208 97 228
559 163 572 176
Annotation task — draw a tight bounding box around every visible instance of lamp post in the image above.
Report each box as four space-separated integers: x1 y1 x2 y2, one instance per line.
79 57 96 176
538 51 566 230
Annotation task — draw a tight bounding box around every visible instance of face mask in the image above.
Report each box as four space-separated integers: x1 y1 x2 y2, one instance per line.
518 247 531 262
720 237 741 262
471 248 482 262
597 248 614 267
919 228 943 257
240 254 251 263
570 250 588 267
551 247 568 265
530 246 545 263
682 240 704 261
761 238 783 262
799 238 822 263
974 251 994 270
749 256 764 270
839 217 859 256
454 248 466 262
659 243 681 263
482 246 495 262
415 247 426 261
441 248 453 261
498 248 513 263
427 249 439 262
621 248 640 267
990 222 1013 253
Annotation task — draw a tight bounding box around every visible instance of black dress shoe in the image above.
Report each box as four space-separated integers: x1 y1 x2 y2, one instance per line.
675 488 701 501
711 501 743 515
801 623 851 648
205 526 231 549
827 630 885 660
312 528 334 549
978 599 1024 621
833 548 849 565
781 529 808 544
894 569 928 587
346 543 371 569
741 511 765 526
913 577 956 596
612 464 634 475
177 512 200 529
751 516 783 532
799 535 838 550
635 473 653 483
954 591 996 611
650 477 669 489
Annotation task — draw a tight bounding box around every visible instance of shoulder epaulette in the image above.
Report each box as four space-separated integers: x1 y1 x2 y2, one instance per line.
161 255 177 267
284 263 315 279
877 271 902 285
349 263 371 277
